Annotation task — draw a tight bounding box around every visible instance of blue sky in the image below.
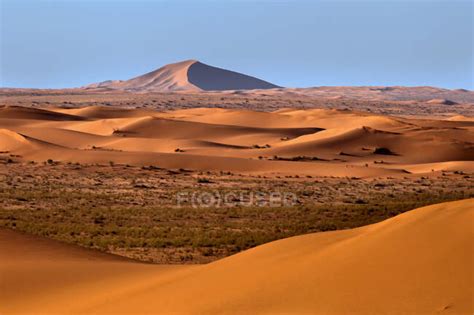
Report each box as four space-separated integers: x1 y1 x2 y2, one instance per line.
1 0 472 89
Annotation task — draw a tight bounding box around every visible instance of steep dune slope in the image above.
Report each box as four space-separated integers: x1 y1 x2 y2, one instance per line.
187 61 279 91
1 200 472 314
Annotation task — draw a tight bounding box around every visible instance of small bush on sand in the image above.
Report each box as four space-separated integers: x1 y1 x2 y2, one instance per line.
374 147 396 155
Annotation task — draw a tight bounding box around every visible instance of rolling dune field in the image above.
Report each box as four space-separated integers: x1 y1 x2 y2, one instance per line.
1 105 472 176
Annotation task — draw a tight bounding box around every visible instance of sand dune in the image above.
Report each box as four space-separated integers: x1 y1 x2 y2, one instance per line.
400 161 474 173
51 106 156 119
7 127 107 150
164 108 407 129
0 106 472 177
427 98 458 105
0 129 32 151
0 228 188 314
84 60 279 92
447 115 474 122
266 125 474 163
2 199 472 314
0 105 84 121
0 129 66 153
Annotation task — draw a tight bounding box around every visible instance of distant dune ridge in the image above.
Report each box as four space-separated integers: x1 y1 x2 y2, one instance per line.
76 59 474 104
1 199 473 314
84 60 280 92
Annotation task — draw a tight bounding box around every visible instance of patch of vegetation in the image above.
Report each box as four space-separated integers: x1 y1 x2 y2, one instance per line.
272 155 327 162
374 147 397 155
197 177 212 184
0 189 469 263
0 162 471 263
252 144 271 149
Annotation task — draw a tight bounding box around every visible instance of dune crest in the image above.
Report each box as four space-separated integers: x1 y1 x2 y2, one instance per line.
0 105 84 121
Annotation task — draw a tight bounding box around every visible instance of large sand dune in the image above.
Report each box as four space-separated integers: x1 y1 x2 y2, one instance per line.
84 60 279 92
0 105 472 177
1 199 472 314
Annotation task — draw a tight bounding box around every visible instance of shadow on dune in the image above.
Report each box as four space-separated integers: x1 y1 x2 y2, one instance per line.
187 62 280 91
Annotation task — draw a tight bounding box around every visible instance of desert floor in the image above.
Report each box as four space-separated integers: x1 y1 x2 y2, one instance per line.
0 91 473 314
